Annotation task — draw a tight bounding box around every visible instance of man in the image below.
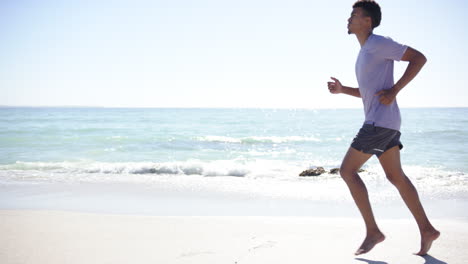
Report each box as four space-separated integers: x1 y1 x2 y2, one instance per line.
327 0 440 256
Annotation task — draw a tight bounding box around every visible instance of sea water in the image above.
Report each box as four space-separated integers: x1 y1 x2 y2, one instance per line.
1 107 467 217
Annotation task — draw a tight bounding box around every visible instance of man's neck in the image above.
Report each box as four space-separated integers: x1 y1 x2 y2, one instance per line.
356 30 373 47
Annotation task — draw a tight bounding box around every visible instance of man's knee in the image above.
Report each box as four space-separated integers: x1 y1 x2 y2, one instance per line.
339 165 358 181
385 172 407 186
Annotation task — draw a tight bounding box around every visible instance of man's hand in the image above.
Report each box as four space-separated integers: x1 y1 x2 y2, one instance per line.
328 77 343 94
375 87 398 105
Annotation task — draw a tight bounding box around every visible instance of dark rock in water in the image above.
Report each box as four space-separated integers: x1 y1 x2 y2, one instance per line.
300 167 366 177
299 167 326 177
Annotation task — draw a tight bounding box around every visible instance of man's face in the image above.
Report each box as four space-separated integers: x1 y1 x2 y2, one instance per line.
347 7 370 34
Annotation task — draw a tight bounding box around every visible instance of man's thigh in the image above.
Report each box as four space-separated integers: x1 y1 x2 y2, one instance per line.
377 145 404 176
341 147 373 173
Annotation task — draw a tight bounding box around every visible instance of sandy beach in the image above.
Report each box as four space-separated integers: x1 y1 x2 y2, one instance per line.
1 210 466 264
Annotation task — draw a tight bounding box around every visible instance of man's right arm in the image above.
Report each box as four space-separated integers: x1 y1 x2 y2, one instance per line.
340 86 361 98
327 77 361 98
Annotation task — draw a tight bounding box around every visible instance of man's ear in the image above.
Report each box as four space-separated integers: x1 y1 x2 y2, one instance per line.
365 16 373 28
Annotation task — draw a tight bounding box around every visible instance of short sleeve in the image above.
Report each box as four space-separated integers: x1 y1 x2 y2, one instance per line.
376 36 408 61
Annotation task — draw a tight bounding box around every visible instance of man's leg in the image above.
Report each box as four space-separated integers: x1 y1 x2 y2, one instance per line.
378 146 440 255
340 147 385 255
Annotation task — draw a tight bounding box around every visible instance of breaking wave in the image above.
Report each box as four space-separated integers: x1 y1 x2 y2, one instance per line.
1 160 467 200
0 160 300 178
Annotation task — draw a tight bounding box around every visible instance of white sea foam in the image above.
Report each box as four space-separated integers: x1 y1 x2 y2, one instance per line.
0 160 294 178
1 160 467 200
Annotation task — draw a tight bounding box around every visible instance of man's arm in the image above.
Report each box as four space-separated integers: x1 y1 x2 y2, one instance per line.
328 77 361 98
376 47 427 105
341 85 361 98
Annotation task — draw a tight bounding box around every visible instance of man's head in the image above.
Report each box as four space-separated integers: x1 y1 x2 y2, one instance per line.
347 0 381 35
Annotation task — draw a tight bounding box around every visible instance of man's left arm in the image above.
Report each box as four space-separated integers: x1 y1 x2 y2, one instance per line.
376 47 427 105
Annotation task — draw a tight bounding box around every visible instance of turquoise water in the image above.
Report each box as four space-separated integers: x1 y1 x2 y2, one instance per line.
0 107 467 207
1 107 467 169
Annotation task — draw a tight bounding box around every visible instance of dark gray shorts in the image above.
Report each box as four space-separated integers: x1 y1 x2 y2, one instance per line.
351 124 403 157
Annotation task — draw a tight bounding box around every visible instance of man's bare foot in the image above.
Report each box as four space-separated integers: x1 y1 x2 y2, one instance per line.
355 232 386 255
415 229 440 256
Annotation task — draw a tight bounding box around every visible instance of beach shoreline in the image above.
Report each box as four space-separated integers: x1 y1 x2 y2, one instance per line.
1 209 467 264
2 180 468 220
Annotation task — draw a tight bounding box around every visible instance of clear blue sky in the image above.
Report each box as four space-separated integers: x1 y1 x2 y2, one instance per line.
1 0 467 108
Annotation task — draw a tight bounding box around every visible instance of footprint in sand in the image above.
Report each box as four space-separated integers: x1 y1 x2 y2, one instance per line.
234 240 277 263
250 240 276 251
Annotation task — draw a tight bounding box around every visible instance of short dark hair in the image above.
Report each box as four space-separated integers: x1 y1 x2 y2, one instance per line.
353 0 381 29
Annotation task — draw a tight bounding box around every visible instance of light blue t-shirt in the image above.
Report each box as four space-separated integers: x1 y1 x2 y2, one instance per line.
355 33 408 131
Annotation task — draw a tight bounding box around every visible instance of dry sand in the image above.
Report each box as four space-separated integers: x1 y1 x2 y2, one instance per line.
1 210 466 264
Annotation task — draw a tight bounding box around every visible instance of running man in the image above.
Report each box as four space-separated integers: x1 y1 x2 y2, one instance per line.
327 0 440 256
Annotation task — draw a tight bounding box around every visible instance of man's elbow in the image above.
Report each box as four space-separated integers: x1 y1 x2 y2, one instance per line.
403 47 427 65
413 51 427 66
418 53 427 65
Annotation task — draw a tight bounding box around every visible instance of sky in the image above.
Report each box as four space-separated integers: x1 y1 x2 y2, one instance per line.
1 0 467 108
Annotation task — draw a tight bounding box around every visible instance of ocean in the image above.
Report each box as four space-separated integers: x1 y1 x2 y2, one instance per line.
1 107 467 217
